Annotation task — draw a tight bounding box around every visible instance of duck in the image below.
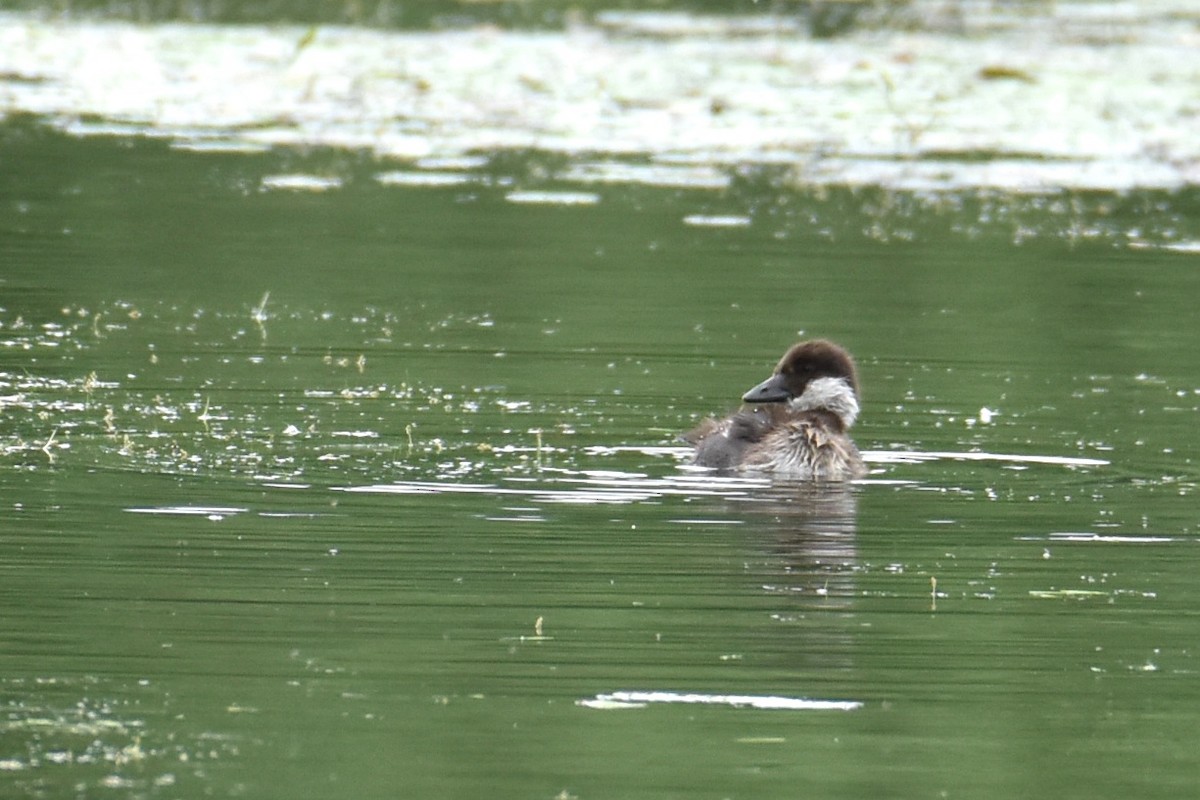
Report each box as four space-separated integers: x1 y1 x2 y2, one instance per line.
683 339 867 480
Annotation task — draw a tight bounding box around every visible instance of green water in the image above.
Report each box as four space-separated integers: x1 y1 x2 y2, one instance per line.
3 120 1200 799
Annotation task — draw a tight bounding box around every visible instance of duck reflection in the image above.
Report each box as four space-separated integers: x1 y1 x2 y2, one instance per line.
736 480 860 606
688 478 864 674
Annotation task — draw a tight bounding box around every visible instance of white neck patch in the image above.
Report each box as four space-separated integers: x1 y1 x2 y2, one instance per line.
788 376 860 428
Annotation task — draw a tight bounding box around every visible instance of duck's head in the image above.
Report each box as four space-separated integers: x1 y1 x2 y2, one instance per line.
741 339 861 426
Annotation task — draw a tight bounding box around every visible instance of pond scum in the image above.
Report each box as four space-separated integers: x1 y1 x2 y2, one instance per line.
0 302 582 482
0 1 1197 196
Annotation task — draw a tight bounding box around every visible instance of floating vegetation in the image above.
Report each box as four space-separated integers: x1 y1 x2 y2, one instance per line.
376 170 476 187
0 2 1197 201
504 190 601 206
1028 589 1112 600
682 214 752 228
260 174 344 192
0 679 240 794
0 301 565 481
561 161 731 189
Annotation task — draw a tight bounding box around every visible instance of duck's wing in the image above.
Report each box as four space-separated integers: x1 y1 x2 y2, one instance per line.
680 417 721 446
685 408 778 470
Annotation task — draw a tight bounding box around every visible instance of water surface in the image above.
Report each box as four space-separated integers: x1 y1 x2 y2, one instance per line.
2 8 1200 798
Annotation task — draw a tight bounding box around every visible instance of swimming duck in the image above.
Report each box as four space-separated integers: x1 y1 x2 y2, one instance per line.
684 339 867 480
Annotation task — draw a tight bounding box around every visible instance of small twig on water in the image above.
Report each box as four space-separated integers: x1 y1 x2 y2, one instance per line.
251 291 271 341
198 397 213 432
41 428 58 463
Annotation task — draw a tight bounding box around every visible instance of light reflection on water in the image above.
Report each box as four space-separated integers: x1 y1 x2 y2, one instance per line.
577 690 863 711
330 447 1108 505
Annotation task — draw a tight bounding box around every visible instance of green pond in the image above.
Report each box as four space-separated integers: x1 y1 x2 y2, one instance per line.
3 5 1200 799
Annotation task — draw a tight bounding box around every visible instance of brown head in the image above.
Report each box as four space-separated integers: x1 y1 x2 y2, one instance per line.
741 339 860 404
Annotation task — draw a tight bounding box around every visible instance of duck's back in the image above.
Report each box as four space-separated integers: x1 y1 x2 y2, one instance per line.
683 407 777 471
